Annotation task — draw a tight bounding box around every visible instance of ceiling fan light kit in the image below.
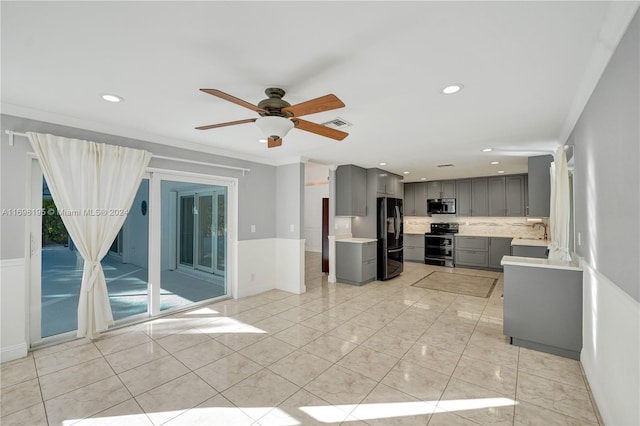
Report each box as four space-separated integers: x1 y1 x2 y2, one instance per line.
196 87 348 148
255 116 294 140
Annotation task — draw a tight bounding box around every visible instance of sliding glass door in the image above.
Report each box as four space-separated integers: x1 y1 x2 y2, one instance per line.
28 161 233 346
161 181 228 311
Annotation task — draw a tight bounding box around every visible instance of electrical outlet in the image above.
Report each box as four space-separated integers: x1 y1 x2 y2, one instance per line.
251 273 255 281
290 224 294 232
251 225 256 233
577 232 582 246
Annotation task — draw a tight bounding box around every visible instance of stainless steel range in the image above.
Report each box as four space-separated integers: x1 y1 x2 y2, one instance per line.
424 222 459 267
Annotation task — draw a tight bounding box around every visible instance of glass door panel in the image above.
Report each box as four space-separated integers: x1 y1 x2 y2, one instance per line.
179 196 194 266
215 191 226 274
160 181 227 312
196 194 214 272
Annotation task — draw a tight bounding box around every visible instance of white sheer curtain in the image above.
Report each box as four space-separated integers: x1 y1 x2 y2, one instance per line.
548 146 572 262
28 132 151 338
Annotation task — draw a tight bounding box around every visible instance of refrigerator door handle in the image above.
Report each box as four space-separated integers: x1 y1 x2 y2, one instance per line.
394 205 401 240
388 247 403 253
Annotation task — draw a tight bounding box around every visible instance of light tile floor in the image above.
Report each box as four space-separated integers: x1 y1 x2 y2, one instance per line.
1 255 601 425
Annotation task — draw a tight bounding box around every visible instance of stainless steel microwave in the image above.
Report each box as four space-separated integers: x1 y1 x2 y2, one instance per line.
427 198 456 214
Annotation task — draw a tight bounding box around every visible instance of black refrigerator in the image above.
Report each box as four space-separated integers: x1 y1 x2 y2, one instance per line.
377 197 403 280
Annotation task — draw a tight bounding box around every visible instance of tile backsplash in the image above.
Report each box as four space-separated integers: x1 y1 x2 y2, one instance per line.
404 216 548 239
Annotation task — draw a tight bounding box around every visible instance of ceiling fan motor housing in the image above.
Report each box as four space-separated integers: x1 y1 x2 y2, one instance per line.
257 88 292 117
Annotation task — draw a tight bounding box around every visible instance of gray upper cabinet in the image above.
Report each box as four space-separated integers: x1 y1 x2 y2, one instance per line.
403 183 415 216
506 175 527 216
427 180 455 199
374 169 403 197
471 178 489 216
414 182 427 215
456 179 472 216
423 174 527 218
336 164 367 216
528 155 553 217
488 176 506 216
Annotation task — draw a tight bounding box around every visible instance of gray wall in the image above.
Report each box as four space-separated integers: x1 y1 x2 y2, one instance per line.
0 114 277 260
275 163 304 239
567 11 639 301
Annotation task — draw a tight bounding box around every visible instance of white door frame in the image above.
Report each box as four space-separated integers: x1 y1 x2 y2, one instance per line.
148 170 238 316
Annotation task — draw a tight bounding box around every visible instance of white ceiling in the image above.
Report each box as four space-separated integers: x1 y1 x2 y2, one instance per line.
2 1 638 181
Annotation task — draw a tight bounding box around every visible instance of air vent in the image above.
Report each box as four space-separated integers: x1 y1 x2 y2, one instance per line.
321 117 352 129
437 163 454 168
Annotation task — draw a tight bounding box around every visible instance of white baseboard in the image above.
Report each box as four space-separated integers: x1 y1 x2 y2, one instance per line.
1 342 28 363
580 257 640 426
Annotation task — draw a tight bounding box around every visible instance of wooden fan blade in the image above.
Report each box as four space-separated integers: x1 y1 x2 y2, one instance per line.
282 94 345 117
200 89 267 113
195 118 257 130
293 119 348 141
267 137 282 148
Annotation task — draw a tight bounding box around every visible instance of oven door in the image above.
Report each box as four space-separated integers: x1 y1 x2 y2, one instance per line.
424 235 454 259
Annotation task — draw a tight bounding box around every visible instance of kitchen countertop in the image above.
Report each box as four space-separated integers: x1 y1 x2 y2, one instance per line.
501 255 582 271
336 237 377 244
511 238 551 247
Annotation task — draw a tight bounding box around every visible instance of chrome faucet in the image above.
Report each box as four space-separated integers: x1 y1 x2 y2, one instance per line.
533 222 548 240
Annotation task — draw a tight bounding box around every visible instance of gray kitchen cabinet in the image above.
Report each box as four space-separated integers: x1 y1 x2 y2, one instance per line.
336 165 367 216
336 240 377 285
488 237 512 270
488 176 506 216
403 183 415 216
506 175 527 216
414 182 427 216
512 244 548 258
471 178 489 216
427 180 455 199
455 236 489 268
503 262 583 359
528 155 553 217
404 234 425 262
373 169 403 197
456 179 472 216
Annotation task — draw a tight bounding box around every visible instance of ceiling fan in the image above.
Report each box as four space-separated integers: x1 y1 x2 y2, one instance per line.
196 88 348 148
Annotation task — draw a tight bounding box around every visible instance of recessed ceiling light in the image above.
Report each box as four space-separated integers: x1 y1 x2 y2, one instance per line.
101 93 123 103
442 84 464 94
403 171 410 174
491 161 500 165
258 138 267 144
420 177 427 181
379 162 387 166
482 148 493 152
498 170 505 174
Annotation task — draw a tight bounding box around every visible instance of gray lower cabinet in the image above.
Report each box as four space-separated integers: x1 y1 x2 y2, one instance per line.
455 236 510 270
512 244 548 258
336 241 377 285
404 234 425 262
503 263 583 359
488 237 512 270
455 236 489 268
